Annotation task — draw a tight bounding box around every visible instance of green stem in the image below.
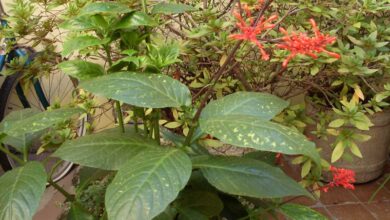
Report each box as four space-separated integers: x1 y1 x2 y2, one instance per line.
141 0 147 13
369 174 390 203
23 146 28 162
115 101 125 133
0 144 25 165
48 179 75 202
153 109 161 145
104 44 125 133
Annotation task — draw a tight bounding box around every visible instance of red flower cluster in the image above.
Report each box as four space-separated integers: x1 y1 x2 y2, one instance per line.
321 166 355 192
277 19 340 67
229 3 277 60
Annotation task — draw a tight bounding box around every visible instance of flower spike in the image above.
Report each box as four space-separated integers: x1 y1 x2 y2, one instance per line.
277 19 340 67
229 3 277 60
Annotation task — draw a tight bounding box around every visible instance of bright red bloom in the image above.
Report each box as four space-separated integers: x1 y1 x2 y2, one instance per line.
277 19 340 68
321 166 355 192
229 3 277 60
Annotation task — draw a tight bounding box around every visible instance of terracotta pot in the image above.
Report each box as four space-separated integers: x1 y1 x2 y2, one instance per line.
304 98 390 183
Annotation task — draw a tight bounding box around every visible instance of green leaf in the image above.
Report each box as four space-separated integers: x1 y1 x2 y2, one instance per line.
54 127 156 170
176 190 223 217
58 60 105 81
301 160 312 178
279 203 327 220
59 15 96 31
113 12 157 30
105 148 192 220
0 162 47 220
349 142 363 158
62 35 108 56
0 109 41 151
192 156 312 198
329 119 345 128
151 3 197 14
331 141 345 163
67 204 95 220
244 151 277 166
201 92 288 121
199 115 321 165
78 2 133 16
0 108 82 138
79 72 192 108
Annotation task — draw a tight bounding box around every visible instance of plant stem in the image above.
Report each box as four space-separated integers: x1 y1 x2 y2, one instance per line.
369 174 390 203
141 0 148 13
0 144 25 165
104 44 125 133
183 0 274 146
153 109 161 145
115 101 125 133
48 179 75 201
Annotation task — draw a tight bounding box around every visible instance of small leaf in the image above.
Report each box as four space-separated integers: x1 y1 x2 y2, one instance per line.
78 2 133 16
151 3 197 14
349 142 363 158
62 35 108 56
301 160 312 178
329 119 345 128
58 60 105 80
192 156 312 198
164 121 182 129
79 72 192 108
0 162 47 220
279 203 327 220
54 127 156 170
105 148 192 220
331 141 345 163
113 12 157 30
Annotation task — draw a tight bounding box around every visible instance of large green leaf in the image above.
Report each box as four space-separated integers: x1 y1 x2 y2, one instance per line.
0 108 82 138
192 156 312 198
58 60 105 81
79 72 192 108
0 109 41 151
54 127 155 170
199 115 320 165
112 12 157 30
279 203 327 220
62 35 108 56
200 92 288 121
105 148 192 220
0 162 47 220
151 3 197 14
78 2 133 16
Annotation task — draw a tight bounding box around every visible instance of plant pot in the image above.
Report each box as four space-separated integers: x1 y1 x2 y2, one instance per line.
304 98 390 183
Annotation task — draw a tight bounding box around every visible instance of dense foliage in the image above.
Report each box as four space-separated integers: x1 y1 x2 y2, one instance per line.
1 0 388 219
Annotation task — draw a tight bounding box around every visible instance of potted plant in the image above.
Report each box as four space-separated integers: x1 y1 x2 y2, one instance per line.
284 0 390 183
0 0 359 219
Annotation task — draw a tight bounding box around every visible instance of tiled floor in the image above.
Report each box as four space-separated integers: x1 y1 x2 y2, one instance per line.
283 160 390 220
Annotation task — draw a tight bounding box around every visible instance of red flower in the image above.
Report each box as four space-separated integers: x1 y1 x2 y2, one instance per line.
277 19 340 68
321 166 355 192
229 3 277 60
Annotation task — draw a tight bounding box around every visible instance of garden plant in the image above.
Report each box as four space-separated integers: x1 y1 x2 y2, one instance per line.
0 0 381 219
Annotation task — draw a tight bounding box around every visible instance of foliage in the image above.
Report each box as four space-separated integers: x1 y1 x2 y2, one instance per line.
2 0 381 219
